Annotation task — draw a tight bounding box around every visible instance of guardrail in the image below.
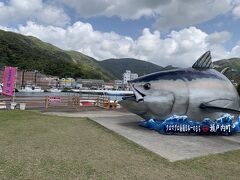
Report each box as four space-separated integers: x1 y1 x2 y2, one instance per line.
0 94 117 110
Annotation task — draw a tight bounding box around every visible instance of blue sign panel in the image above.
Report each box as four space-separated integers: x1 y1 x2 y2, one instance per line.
139 114 240 136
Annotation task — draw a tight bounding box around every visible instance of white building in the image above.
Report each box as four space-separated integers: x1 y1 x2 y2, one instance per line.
114 80 123 90
123 70 138 84
130 73 138 80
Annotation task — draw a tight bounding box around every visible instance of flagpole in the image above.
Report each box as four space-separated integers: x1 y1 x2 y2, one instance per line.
12 67 17 103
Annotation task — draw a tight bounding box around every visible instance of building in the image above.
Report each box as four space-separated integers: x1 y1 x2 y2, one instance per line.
130 73 138 80
41 76 59 88
123 70 138 84
123 70 131 84
0 68 59 89
60 78 75 88
76 79 104 89
103 82 114 90
114 80 123 90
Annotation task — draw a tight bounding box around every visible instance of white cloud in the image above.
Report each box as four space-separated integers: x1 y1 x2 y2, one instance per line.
0 0 238 71
230 45 240 56
10 0 43 11
0 0 238 30
0 25 16 32
59 0 234 30
60 0 168 20
3 21 237 68
155 0 233 30
0 0 70 27
36 6 70 27
232 1 240 18
0 0 238 31
17 21 135 60
206 31 232 44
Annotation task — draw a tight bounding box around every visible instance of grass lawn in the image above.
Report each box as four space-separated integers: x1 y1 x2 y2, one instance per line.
0 111 239 180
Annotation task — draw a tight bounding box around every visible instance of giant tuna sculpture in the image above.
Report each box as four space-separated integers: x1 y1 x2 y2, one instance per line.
119 51 240 121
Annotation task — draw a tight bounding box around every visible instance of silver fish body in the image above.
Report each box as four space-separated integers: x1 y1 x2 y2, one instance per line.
119 52 240 121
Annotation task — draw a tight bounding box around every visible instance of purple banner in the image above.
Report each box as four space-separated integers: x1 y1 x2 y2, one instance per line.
2 66 17 96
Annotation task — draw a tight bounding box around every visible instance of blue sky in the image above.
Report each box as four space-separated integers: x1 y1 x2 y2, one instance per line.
0 0 240 67
79 16 155 39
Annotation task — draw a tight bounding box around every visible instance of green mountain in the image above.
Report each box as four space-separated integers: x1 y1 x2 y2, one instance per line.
0 29 113 81
66 51 114 80
1 29 239 83
98 58 163 79
213 58 240 84
99 57 240 83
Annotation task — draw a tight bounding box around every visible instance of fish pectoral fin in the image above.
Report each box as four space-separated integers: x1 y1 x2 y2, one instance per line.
199 103 240 114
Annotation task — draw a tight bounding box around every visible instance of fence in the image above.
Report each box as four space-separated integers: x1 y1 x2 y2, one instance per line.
0 94 116 110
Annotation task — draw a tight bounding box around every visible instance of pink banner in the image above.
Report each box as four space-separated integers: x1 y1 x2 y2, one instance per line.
2 66 17 96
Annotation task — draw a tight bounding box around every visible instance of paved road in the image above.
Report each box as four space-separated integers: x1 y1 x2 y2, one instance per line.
45 111 240 162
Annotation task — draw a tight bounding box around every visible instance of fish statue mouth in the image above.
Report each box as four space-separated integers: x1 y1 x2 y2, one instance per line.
122 85 145 102
131 84 145 102
122 95 136 101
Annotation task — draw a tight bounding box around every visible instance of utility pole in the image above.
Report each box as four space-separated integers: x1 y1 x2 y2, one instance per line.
21 70 25 88
34 70 38 86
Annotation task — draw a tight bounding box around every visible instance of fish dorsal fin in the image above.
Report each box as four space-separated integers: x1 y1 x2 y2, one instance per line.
192 51 214 69
221 67 230 74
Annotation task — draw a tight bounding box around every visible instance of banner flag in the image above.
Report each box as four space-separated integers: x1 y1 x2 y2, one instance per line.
2 66 17 96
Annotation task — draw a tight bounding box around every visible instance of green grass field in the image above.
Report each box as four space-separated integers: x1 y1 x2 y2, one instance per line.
0 111 239 180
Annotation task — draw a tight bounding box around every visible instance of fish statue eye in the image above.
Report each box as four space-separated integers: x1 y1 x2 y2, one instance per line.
143 83 151 90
